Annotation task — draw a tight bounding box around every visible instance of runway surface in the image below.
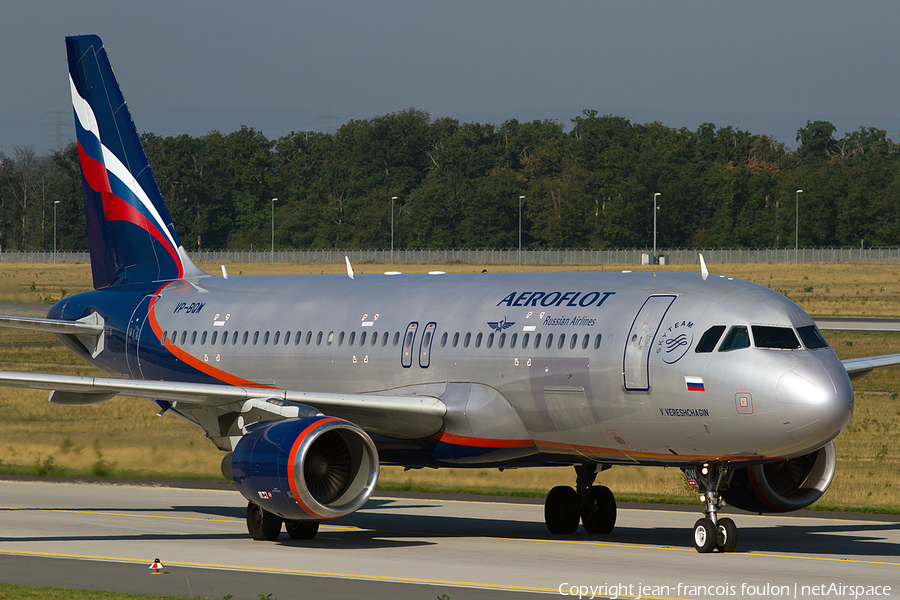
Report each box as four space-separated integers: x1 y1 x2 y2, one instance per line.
0 482 898 599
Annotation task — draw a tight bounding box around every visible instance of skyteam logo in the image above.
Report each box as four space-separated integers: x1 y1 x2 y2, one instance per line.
487 317 515 332
655 319 695 364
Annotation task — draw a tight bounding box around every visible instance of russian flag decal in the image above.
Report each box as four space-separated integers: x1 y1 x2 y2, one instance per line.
685 376 705 391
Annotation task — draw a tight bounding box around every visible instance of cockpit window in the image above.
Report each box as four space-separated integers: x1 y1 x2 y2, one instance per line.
718 326 750 352
695 325 726 353
752 326 800 349
797 325 829 349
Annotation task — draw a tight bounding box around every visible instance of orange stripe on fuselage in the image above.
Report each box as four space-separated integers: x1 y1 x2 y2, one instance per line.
146 286 277 389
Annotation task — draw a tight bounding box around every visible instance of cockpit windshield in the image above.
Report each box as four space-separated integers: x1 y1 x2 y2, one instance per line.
797 325 829 349
752 326 801 349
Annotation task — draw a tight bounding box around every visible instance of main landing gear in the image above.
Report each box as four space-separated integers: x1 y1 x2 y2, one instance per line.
691 463 738 553
544 464 616 535
246 502 319 541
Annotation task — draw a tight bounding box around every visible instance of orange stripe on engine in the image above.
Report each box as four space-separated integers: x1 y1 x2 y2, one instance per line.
287 417 342 520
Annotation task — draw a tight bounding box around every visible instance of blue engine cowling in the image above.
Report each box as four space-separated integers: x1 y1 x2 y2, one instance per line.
232 416 379 521
721 441 836 513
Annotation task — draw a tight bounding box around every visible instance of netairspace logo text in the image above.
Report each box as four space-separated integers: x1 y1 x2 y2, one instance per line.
557 582 892 599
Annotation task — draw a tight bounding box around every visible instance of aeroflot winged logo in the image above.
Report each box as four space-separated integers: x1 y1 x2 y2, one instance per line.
497 291 616 308
487 318 515 332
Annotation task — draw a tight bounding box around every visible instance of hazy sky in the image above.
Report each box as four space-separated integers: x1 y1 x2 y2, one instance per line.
2 1 899 154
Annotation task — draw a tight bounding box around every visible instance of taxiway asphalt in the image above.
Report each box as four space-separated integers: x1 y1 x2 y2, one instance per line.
0 481 898 599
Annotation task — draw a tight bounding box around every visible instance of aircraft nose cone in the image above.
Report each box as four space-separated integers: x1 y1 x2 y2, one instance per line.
776 360 853 446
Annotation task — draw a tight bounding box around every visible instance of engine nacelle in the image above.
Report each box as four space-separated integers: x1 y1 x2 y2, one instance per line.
721 441 836 513
231 416 379 521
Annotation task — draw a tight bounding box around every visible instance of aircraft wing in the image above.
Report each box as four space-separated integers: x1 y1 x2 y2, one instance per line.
0 370 447 439
842 354 900 381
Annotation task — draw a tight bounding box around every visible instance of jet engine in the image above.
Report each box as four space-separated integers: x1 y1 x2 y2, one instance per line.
231 416 379 521
721 441 836 513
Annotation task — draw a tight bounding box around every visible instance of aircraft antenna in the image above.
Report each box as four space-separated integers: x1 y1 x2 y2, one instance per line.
699 254 709 280
345 256 355 280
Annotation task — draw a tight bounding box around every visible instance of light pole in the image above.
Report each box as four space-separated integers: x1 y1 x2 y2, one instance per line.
795 189 803 263
391 196 397 265
53 200 60 263
271 198 277 263
518 195 525 266
653 193 660 263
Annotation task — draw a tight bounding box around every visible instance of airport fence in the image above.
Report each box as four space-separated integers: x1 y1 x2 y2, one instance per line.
3 247 900 265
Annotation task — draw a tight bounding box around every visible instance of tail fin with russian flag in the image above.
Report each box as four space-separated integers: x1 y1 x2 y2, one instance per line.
65 35 204 289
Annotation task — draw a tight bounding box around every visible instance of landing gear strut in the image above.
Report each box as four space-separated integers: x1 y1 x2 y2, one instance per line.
691 463 738 553
544 464 616 535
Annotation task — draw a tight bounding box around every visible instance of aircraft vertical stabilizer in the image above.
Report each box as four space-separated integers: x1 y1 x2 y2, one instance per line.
65 35 205 288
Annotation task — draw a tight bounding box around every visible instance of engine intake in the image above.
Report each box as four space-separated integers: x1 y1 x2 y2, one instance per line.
722 441 836 513
231 416 379 521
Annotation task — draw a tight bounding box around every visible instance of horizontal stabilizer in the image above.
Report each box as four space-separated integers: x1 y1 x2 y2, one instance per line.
0 316 103 335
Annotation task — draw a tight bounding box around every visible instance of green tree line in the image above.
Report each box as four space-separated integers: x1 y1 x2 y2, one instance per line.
1 111 898 251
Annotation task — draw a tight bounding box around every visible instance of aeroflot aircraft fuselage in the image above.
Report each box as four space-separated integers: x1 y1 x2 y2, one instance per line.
1 34 894 555
50 271 852 469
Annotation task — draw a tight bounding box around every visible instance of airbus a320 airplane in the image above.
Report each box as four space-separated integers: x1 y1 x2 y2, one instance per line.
1 35 897 553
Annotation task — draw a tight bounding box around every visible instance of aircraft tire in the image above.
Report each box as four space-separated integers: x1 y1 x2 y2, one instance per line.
693 518 717 553
545 486 580 534
716 517 738 552
286 519 319 540
247 502 282 541
581 485 616 534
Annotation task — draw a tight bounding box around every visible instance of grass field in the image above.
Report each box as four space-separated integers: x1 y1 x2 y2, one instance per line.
0 261 898 511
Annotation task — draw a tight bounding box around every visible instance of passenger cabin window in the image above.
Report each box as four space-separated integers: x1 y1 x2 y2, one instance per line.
273 331 280 345
338 331 345 346
798 325 829 349
522 333 530 348
753 326 800 350
232 331 238 345
242 331 249 345
359 331 366 346
475 333 483 348
570 334 578 350
582 335 589 350
263 331 269 345
499 333 506 348
392 332 400 347
180 332 187 345
327 331 334 346
210 331 216 345
534 333 541 348
510 333 517 348
464 333 471 348
316 331 323 346
546 333 553 349
252 331 259 345
452 332 459 348
696 325 726 353
718 326 750 352
594 334 602 350
557 333 566 350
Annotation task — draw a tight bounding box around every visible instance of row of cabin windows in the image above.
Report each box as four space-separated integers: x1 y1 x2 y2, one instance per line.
695 324 828 353
162 328 603 352
163 329 399 348
440 331 603 351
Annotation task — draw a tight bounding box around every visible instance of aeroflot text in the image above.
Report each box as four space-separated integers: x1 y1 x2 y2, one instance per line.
557 582 892 599
497 291 615 308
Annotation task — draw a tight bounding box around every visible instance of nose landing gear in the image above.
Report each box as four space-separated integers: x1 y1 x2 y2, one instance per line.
543 464 617 535
691 463 738 553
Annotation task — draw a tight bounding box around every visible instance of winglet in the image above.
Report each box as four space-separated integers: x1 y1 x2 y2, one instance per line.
699 254 709 281
345 256 355 280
